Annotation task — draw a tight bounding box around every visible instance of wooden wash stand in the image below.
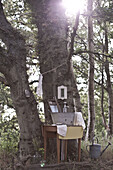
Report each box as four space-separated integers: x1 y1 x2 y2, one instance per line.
42 124 83 163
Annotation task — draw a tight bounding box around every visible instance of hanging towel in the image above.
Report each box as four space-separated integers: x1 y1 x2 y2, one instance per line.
74 112 86 129
57 124 67 137
36 74 43 97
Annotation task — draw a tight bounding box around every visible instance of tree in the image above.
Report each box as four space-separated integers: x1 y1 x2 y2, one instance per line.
0 0 41 160
85 0 95 141
26 0 81 123
104 23 113 135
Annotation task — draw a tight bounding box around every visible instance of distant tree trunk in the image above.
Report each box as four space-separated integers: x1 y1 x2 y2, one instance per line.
0 1 41 160
85 0 95 141
27 0 81 122
105 60 113 135
101 61 107 129
104 24 113 135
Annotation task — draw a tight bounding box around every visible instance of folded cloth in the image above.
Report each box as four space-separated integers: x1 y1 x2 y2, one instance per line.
74 112 86 129
57 125 67 137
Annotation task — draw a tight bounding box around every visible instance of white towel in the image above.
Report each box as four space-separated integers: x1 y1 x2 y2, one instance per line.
57 125 67 137
36 74 43 97
74 112 86 129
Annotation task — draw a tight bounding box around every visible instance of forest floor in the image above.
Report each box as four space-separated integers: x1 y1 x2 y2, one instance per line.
20 144 113 170
1 153 113 170
24 150 113 170
0 141 113 170
25 159 113 170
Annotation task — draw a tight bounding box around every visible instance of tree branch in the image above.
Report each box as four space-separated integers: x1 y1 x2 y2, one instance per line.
73 50 112 59
0 75 8 85
0 0 27 77
29 80 38 85
0 1 26 56
68 11 80 69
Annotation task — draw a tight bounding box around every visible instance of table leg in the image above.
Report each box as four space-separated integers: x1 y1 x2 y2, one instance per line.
44 129 47 160
64 140 67 161
61 140 64 161
78 138 81 162
57 134 60 164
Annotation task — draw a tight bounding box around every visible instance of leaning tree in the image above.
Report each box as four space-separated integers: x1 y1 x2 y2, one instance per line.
0 0 41 159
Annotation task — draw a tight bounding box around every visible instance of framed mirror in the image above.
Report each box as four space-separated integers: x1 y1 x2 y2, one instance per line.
48 99 61 113
58 85 67 100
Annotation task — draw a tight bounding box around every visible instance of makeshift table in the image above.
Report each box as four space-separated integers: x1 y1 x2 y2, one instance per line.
42 125 83 163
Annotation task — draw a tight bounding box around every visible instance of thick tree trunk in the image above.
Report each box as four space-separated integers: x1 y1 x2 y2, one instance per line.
27 0 81 122
26 0 82 160
1 68 42 160
0 1 41 160
85 0 95 141
5 66 41 158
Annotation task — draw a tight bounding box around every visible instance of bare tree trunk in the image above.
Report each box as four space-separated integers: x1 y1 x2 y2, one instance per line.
85 0 95 141
0 1 41 160
105 60 113 135
101 62 107 129
104 24 113 135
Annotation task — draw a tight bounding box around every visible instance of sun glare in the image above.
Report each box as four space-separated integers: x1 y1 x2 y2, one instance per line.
62 0 85 16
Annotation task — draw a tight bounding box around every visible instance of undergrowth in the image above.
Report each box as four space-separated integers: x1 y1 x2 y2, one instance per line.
0 115 113 169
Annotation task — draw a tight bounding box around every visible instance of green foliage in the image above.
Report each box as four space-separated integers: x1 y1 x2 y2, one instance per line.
0 115 19 154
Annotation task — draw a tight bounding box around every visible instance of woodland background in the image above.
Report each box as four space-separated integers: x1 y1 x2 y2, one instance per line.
0 0 113 169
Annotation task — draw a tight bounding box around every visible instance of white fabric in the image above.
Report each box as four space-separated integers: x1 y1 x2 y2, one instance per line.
36 74 43 97
57 125 67 137
74 112 86 129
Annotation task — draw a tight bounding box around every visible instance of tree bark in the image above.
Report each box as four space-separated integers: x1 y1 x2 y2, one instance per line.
27 0 81 123
0 1 41 160
85 0 95 141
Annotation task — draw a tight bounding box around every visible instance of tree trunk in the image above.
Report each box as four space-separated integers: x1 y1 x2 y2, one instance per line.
27 0 81 122
104 25 113 135
5 65 41 158
0 1 41 160
105 60 113 135
101 62 107 129
85 0 95 141
26 0 82 160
